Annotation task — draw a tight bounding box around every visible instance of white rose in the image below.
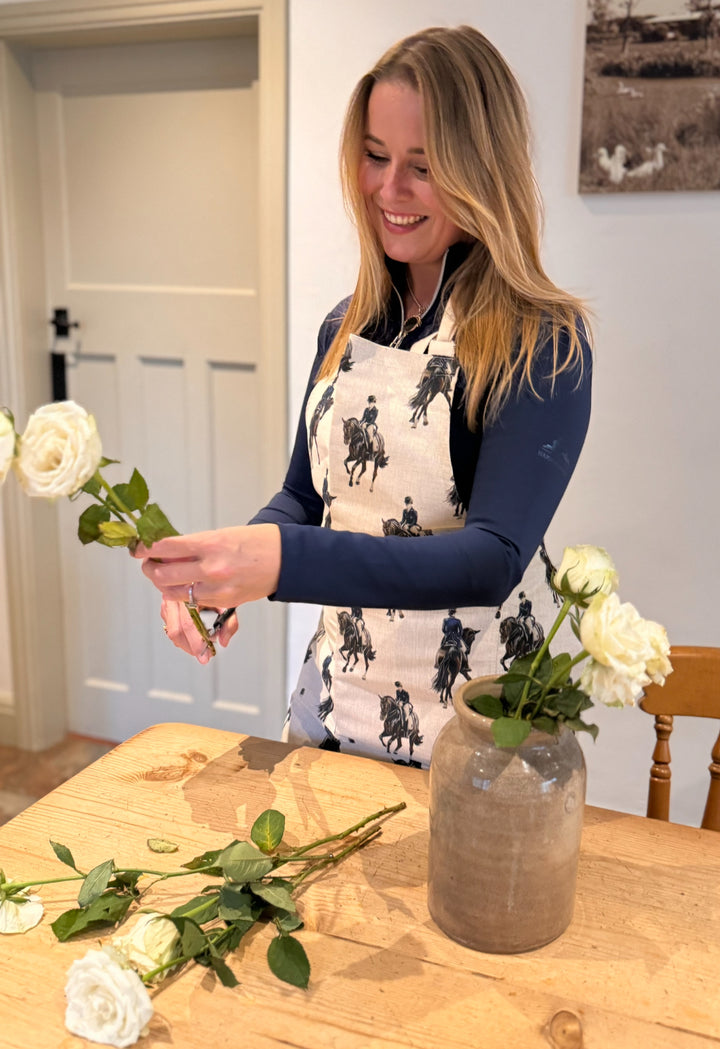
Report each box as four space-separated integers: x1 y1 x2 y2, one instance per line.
579 658 646 708
0 889 44 934
553 544 619 601
111 911 182 980
65 948 153 1048
642 619 673 685
0 409 16 484
580 592 657 678
14 400 102 498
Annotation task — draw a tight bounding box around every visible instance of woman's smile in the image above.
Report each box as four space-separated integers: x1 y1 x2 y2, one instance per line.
381 210 428 231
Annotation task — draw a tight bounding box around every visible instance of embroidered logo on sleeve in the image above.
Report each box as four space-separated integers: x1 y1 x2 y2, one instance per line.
538 440 571 474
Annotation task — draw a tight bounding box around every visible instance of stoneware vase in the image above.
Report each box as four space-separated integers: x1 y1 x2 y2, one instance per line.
427 676 586 954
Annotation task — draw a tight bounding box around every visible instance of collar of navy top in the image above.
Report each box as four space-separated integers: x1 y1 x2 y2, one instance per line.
380 241 471 351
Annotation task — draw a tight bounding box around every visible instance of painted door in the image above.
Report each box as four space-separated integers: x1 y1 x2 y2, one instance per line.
33 36 284 741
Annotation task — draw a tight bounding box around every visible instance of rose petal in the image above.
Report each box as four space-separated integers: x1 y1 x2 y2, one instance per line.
0 892 44 934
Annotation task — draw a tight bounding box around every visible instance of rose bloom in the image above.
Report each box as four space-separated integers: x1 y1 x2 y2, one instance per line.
554 544 619 602
111 911 182 980
0 889 44 934
579 658 646 708
14 400 102 498
0 409 15 484
642 618 673 685
65 948 154 1048
580 592 672 687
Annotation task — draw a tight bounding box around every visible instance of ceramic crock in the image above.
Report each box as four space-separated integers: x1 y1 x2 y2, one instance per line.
427 676 586 953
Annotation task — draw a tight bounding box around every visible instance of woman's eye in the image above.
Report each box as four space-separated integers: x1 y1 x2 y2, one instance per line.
365 150 388 164
413 166 429 178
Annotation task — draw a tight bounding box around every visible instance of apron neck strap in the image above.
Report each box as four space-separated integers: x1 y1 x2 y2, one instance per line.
436 299 456 342
408 298 457 355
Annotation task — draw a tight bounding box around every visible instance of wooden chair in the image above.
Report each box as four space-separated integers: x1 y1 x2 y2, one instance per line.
639 646 720 831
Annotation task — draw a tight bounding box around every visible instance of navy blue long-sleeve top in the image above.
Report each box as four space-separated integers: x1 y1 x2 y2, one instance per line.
252 246 592 610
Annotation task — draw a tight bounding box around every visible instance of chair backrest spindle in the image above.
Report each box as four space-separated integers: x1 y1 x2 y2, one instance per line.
639 646 720 832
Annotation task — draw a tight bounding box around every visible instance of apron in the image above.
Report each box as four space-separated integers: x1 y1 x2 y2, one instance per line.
286 306 572 769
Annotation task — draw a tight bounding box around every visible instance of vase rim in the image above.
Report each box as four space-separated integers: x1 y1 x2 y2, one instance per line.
453 675 566 746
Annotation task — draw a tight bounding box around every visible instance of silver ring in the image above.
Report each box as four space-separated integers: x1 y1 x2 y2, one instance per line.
187 583 198 610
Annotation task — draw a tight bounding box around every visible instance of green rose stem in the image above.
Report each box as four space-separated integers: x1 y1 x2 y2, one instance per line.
3 863 221 895
513 597 575 720
528 647 591 722
86 469 215 656
289 826 382 887
140 925 236 985
277 801 406 863
4 804 406 896
95 472 139 524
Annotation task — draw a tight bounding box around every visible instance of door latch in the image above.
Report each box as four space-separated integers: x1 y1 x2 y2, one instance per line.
50 307 81 401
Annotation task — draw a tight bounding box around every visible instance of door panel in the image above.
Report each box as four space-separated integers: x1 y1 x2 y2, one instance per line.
34 36 283 741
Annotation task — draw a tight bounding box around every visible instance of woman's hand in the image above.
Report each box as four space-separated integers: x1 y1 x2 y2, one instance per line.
161 598 238 664
134 522 281 627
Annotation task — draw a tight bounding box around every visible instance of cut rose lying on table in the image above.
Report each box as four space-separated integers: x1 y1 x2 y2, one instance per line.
0 804 406 1048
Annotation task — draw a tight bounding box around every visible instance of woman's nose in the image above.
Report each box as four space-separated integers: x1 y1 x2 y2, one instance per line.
381 163 412 199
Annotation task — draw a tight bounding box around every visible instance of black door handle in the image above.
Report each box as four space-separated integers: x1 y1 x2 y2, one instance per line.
49 308 80 402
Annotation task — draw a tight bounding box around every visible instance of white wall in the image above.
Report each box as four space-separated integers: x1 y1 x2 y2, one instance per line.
288 0 720 825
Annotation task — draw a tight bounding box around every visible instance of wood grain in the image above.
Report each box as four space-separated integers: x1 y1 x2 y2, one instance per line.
1 723 719 1048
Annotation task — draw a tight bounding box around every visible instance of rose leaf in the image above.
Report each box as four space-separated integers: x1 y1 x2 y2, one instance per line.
97 520 138 547
467 693 504 719
136 504 180 546
218 842 274 883
209 955 239 987
218 885 260 922
251 809 285 853
274 909 304 934
147 838 178 854
112 469 149 513
491 717 532 749
77 504 111 545
52 891 133 941
78 858 115 907
267 934 310 989
50 840 79 872
249 878 296 913
171 894 219 922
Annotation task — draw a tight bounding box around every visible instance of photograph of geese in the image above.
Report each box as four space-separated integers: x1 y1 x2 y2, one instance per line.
579 0 720 193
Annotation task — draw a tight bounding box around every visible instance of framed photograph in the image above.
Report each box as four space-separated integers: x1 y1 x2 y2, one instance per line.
579 1 720 192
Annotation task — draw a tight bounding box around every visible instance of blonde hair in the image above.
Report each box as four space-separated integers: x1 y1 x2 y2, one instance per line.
318 25 591 427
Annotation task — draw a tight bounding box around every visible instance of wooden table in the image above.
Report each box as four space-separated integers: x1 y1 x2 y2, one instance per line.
1 724 719 1048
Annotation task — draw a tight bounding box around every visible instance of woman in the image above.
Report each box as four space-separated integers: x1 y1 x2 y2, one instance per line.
137 26 592 767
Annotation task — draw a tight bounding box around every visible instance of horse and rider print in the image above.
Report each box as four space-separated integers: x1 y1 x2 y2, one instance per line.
342 395 389 492
379 681 423 759
337 607 376 679
409 355 458 428
321 469 336 527
431 610 481 708
498 592 545 671
382 495 433 537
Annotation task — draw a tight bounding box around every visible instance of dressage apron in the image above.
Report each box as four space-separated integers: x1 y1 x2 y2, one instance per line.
286 307 572 768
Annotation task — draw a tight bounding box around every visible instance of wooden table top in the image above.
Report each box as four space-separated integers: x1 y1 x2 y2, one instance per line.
1 723 718 1049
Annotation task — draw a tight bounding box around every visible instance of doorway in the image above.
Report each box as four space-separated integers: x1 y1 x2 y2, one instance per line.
0 1 287 748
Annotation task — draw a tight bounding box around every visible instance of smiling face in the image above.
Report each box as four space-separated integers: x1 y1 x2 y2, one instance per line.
358 79 465 292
